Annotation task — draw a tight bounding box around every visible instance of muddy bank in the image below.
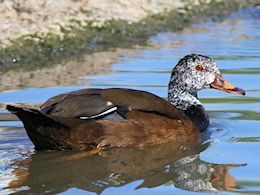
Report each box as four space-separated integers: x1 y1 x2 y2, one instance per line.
0 0 185 44
0 0 258 71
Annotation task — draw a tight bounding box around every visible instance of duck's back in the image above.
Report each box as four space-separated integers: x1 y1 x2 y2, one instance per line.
41 88 187 121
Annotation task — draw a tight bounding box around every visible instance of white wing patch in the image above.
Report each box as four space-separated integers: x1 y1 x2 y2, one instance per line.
106 101 114 106
80 106 117 120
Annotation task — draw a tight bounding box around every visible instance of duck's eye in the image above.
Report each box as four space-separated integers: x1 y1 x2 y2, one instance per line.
195 65 204 71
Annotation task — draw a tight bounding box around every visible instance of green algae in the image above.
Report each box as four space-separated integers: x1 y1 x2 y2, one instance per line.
0 0 258 72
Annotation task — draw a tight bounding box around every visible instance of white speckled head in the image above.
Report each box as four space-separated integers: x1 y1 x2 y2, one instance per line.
168 54 220 110
171 54 220 92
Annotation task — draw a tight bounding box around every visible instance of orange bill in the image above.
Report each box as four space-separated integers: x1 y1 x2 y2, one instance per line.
210 74 245 96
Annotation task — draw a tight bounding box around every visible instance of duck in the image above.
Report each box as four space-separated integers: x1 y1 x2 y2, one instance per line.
6 54 245 150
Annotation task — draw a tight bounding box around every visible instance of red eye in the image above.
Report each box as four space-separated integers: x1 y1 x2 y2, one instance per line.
195 65 204 71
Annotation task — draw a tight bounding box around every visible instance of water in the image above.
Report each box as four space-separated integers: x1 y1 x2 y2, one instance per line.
0 7 260 195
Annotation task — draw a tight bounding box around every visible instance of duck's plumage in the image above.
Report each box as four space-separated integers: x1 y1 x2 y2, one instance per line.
6 54 245 150
7 88 197 150
41 88 185 120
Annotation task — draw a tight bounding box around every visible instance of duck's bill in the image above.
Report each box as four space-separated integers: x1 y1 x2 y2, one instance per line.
210 74 245 96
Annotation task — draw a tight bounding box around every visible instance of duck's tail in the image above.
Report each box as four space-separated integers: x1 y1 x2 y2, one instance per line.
6 105 64 128
6 105 68 150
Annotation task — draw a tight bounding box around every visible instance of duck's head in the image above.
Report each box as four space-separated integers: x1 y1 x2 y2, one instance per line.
168 54 245 110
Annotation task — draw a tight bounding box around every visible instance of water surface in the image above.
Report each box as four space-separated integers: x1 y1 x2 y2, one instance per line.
0 7 260 195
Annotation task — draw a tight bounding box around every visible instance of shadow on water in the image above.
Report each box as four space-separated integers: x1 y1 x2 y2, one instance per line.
6 141 244 194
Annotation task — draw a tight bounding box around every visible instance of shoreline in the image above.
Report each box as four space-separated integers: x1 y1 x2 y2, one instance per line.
0 0 258 71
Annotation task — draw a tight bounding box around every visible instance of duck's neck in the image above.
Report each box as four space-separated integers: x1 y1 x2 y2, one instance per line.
168 80 209 132
168 83 201 111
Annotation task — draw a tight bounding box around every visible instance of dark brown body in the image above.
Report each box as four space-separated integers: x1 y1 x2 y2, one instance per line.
7 88 201 150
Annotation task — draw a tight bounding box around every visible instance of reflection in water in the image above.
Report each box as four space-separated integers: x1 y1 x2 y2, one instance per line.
6 142 243 194
0 50 123 91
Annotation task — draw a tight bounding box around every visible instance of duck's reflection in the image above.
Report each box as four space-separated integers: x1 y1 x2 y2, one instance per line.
8 142 243 194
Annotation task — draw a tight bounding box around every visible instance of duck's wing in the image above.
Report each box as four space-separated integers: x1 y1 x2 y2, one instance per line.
40 88 186 120
41 91 120 119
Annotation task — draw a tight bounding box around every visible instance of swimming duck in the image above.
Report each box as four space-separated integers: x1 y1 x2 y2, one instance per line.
6 54 245 150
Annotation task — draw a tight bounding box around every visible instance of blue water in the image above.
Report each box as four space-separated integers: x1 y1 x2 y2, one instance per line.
0 7 260 194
